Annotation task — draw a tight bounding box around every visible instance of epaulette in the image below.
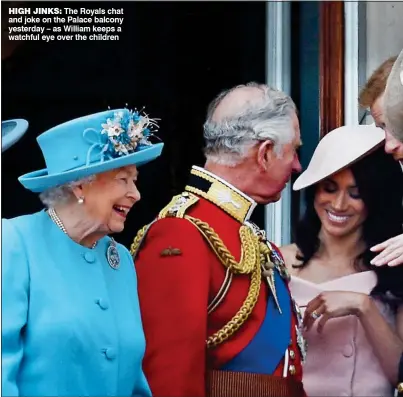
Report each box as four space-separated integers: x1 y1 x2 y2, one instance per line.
130 192 199 259
158 191 199 219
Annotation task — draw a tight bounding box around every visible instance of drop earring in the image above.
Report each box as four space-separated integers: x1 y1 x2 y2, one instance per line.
78 196 84 204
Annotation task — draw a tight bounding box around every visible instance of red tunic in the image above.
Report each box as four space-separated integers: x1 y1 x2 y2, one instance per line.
135 195 304 397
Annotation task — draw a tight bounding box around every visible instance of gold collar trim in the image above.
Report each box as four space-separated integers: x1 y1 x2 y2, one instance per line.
185 166 257 224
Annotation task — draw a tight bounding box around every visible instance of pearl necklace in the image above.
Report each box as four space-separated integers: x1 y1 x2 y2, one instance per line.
48 207 97 249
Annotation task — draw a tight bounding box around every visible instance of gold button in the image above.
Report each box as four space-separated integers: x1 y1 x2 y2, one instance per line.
289 365 296 375
397 383 403 393
289 350 295 359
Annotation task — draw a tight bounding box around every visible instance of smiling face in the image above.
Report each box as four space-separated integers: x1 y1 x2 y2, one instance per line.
314 168 367 238
75 165 141 233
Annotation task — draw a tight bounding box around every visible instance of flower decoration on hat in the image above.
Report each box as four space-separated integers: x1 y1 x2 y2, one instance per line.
100 108 160 157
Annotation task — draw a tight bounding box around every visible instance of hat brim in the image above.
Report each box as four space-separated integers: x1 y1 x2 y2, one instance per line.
293 131 385 191
19 143 164 193
2 119 29 152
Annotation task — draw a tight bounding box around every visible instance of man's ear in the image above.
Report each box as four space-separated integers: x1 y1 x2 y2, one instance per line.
257 140 275 171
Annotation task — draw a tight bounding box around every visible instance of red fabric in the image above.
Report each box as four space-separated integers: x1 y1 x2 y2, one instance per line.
135 197 303 397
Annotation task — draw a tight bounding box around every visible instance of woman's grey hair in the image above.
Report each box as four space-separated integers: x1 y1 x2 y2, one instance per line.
39 175 96 208
203 82 297 166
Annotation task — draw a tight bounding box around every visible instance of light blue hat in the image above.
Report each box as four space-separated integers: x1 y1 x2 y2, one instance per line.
2 118 29 152
19 108 164 193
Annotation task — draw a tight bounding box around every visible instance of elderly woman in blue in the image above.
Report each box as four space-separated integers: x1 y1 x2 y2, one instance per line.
2 108 164 397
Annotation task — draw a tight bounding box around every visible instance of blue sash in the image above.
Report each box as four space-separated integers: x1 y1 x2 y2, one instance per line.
221 269 291 374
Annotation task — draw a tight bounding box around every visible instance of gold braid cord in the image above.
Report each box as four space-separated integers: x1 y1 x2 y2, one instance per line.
130 224 149 258
129 210 266 349
185 215 263 348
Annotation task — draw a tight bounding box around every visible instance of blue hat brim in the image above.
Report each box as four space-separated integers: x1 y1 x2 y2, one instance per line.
2 119 29 152
18 143 164 193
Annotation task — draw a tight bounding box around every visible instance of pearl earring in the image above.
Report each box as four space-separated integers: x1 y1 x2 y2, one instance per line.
78 197 84 204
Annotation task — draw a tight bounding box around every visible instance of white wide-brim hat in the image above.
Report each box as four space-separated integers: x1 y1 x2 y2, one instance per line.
293 125 385 191
2 119 29 152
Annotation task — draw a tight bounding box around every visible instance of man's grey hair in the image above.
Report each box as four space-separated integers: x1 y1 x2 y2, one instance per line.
203 82 297 166
384 49 403 142
39 175 96 208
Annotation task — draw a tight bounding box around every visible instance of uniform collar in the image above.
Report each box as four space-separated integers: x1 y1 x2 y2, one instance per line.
185 166 257 224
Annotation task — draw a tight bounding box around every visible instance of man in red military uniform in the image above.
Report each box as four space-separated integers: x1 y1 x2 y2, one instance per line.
131 82 306 397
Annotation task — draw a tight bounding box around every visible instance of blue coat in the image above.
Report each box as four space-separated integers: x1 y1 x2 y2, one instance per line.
2 210 151 397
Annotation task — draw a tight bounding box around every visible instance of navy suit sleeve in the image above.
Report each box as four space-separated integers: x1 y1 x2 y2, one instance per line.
2 219 30 397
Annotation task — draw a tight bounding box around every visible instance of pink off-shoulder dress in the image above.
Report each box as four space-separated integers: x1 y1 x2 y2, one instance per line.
290 271 395 397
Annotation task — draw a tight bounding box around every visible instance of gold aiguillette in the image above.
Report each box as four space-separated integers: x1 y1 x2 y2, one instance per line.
261 258 282 314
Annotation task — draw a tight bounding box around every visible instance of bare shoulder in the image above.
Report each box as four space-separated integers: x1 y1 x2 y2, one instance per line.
279 243 303 272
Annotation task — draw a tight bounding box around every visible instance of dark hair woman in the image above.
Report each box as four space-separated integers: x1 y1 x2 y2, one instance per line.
281 125 403 397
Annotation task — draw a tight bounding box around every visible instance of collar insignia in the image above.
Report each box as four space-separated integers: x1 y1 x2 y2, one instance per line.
185 166 256 224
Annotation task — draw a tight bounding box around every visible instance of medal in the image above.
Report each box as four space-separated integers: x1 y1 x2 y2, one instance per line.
107 238 120 270
245 221 283 313
262 259 282 314
292 299 307 363
267 242 290 281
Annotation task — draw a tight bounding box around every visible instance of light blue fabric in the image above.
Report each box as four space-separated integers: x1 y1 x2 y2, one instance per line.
1 210 151 397
18 108 163 193
2 119 29 152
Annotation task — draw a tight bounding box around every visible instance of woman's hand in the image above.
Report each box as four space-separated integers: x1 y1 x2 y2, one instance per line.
303 291 370 333
370 234 403 267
